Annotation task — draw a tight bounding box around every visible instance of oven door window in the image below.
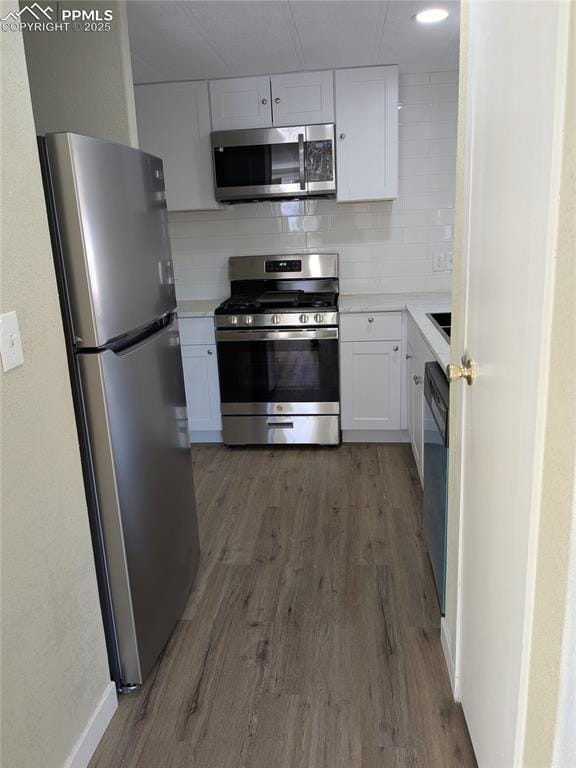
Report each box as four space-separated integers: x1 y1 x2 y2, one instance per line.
214 143 300 188
217 338 339 403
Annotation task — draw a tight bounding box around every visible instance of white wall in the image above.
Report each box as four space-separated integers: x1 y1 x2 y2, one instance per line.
0 10 114 768
170 71 457 300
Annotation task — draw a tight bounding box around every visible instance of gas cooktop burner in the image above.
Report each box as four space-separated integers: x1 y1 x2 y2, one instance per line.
216 291 337 314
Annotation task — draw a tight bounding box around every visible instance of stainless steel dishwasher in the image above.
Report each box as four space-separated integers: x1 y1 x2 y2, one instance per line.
423 362 449 614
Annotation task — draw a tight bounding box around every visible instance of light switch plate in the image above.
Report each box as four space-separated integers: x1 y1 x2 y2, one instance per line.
0 311 24 372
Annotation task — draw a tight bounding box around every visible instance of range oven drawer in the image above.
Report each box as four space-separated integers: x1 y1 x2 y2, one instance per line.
222 415 340 445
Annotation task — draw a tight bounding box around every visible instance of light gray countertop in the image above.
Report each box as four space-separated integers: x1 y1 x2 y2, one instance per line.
339 292 451 368
177 292 452 368
177 299 222 318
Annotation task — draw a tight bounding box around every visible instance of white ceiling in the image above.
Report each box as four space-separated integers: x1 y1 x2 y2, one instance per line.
127 1 460 84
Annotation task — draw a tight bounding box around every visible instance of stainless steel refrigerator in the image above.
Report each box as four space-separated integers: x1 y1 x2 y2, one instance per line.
38 132 200 689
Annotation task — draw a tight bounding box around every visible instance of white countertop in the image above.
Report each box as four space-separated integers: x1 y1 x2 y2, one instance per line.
339 292 451 368
177 299 222 318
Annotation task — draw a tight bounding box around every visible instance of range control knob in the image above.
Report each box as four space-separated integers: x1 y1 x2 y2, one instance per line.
229 315 239 325
314 313 324 324
243 315 253 325
299 313 310 324
271 314 281 325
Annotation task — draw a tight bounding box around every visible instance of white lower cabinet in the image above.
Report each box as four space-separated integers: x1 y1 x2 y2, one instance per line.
179 319 222 440
406 316 436 482
340 312 403 432
406 343 425 478
341 341 402 430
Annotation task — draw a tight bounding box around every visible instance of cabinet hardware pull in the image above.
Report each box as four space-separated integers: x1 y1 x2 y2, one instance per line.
339 132 346 140
406 353 412 359
368 316 374 323
413 375 422 385
261 98 268 105
274 97 281 103
207 349 213 355
393 345 399 351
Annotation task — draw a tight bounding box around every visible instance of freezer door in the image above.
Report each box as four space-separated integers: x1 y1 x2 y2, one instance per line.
79 316 199 684
45 133 176 347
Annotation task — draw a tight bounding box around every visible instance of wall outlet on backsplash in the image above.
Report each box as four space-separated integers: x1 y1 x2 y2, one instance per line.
433 249 453 272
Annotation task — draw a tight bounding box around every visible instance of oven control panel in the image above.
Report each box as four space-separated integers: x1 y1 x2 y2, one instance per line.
216 311 339 329
265 259 302 273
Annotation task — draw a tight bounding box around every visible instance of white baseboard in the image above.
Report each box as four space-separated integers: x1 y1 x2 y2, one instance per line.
189 430 223 443
65 681 117 768
342 429 410 443
441 617 460 701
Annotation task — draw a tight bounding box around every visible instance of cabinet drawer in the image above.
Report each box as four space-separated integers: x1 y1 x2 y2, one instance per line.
340 312 402 342
178 317 215 346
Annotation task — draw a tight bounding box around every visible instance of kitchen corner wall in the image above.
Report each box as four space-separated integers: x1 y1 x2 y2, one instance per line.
170 70 458 300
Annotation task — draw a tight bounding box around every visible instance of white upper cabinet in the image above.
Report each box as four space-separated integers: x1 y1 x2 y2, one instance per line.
209 76 272 130
135 81 218 211
210 71 334 130
335 65 399 201
270 71 334 126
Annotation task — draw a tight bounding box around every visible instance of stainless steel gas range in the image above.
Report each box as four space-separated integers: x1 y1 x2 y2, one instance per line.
214 253 340 445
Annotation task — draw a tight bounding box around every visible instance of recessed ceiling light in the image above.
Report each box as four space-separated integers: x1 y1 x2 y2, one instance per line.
415 8 449 23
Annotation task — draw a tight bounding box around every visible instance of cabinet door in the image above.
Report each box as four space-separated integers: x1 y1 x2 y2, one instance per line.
181 345 222 433
209 76 272 130
135 81 218 211
340 341 402 430
335 65 398 201
270 71 334 126
407 349 424 480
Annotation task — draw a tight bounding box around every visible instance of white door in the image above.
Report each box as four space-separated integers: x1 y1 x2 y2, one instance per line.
181 345 222 433
340 341 402 430
209 76 272 130
452 3 569 766
134 81 217 211
270 71 334 126
335 65 398 201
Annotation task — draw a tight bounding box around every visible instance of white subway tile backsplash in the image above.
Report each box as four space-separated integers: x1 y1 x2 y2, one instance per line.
430 71 459 84
399 139 431 159
428 174 456 192
399 73 431 86
398 104 431 123
169 69 457 300
400 83 459 104
430 102 458 121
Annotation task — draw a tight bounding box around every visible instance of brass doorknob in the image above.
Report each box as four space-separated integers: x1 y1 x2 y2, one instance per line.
446 356 476 385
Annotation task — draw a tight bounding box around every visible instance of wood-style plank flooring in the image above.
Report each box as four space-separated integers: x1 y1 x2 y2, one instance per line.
90 444 476 768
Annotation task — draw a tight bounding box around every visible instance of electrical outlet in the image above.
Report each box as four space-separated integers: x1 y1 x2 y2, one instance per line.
432 250 453 272
0 311 24 372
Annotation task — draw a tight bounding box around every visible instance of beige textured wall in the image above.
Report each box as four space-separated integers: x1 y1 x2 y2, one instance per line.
0 6 112 767
23 1 138 147
523 4 576 765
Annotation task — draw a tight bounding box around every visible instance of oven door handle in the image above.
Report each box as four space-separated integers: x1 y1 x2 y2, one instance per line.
215 328 339 342
298 133 306 191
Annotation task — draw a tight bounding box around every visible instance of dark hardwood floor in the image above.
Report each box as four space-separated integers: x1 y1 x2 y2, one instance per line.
89 444 476 768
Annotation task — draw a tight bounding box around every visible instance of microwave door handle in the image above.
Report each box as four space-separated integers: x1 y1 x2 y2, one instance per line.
298 133 306 190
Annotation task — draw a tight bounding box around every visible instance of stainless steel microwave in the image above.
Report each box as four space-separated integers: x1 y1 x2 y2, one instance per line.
211 123 336 202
